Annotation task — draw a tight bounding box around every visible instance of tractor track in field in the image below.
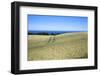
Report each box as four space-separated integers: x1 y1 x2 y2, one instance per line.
48 36 56 43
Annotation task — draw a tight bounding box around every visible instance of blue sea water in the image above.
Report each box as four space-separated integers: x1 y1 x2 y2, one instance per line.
28 30 86 35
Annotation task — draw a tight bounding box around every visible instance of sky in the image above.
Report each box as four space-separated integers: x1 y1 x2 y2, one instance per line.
28 15 88 31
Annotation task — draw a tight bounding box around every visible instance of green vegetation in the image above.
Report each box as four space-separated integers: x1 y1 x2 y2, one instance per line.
28 32 88 61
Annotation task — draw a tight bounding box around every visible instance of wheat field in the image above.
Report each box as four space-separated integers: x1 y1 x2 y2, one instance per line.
28 32 88 61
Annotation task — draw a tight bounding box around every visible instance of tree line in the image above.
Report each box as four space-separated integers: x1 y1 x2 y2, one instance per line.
28 32 60 35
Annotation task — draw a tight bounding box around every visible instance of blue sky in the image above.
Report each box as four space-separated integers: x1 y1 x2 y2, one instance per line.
28 15 88 31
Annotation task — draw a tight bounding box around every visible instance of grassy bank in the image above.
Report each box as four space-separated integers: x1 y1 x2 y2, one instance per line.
28 32 88 61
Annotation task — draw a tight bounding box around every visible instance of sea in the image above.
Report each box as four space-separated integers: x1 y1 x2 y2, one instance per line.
28 30 87 35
